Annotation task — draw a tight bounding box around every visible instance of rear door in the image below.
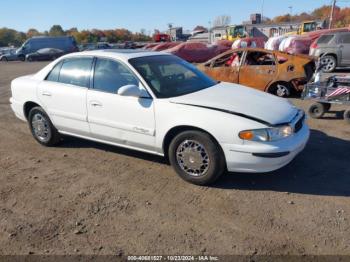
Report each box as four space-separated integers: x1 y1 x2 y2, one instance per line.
238 50 277 91
338 34 350 65
37 57 93 135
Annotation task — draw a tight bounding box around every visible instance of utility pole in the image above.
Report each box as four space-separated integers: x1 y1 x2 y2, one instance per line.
261 0 265 23
288 6 293 22
329 0 336 29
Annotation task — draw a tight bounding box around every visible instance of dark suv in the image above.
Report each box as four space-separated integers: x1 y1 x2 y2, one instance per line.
14 36 78 61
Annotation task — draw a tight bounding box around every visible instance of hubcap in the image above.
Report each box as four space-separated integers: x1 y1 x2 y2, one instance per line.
31 113 51 142
176 140 210 177
276 84 289 97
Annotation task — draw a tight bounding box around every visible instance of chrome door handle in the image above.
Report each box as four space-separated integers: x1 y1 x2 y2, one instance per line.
90 101 102 107
42 91 52 97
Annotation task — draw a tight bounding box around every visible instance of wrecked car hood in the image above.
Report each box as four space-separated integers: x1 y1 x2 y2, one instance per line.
169 82 299 125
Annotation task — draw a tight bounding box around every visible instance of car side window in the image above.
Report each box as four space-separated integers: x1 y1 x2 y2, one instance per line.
93 58 139 93
244 51 276 66
58 57 93 88
339 34 350 44
46 61 63 82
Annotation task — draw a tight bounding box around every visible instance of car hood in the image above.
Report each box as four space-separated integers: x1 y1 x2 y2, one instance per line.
169 82 299 126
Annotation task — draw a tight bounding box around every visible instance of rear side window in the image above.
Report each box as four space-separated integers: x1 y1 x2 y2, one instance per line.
58 57 93 87
46 61 63 82
317 35 334 44
339 34 350 44
93 58 139 93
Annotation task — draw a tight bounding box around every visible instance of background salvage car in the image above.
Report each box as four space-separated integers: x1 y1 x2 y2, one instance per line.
309 32 350 73
26 48 64 61
198 48 315 97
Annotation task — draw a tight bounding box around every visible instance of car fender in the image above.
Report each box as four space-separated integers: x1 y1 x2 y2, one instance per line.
154 100 267 155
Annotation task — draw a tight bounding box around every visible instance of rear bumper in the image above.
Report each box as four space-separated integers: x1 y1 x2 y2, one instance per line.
222 123 310 173
9 97 26 121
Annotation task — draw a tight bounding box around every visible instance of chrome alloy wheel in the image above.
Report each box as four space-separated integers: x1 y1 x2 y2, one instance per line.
321 57 335 72
176 140 210 177
276 84 290 97
31 113 51 142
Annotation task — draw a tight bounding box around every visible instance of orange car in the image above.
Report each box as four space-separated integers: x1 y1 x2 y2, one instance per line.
197 48 315 97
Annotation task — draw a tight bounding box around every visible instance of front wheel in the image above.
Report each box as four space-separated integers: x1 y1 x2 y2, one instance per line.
168 130 226 185
28 106 61 146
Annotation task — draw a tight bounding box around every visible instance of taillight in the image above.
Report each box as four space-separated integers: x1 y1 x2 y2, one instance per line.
310 41 318 49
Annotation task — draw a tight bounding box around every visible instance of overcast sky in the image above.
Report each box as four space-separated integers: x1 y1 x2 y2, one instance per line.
1 0 349 33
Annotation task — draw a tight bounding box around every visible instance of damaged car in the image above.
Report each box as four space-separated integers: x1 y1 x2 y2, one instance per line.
197 48 315 97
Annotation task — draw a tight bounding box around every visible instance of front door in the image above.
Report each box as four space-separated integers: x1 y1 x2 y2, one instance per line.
87 57 156 152
199 51 243 83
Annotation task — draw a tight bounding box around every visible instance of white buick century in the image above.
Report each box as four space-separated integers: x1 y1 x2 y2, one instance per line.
10 50 309 185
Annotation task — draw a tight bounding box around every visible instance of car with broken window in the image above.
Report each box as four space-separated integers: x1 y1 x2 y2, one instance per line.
197 48 315 97
10 50 309 185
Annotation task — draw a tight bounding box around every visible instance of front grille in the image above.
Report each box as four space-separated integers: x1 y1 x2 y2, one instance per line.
294 114 305 133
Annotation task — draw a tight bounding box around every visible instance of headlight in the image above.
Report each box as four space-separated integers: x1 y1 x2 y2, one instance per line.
239 125 293 142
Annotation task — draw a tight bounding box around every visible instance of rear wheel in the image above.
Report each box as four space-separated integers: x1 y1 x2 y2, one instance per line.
28 106 61 146
168 130 226 185
320 55 337 73
344 109 350 124
308 102 326 119
18 55 25 62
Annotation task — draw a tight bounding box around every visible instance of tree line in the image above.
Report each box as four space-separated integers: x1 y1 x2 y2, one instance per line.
1 4 349 47
0 25 152 47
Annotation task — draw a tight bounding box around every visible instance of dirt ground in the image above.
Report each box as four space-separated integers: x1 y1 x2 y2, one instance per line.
0 61 349 257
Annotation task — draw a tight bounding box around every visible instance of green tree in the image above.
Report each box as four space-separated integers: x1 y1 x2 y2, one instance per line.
49 25 65 36
26 28 40 38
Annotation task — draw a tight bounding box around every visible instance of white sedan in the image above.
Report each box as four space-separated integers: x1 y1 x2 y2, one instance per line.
10 50 309 185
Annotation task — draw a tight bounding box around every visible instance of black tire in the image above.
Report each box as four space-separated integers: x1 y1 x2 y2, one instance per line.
323 103 331 112
320 55 337 73
168 130 226 185
18 55 25 62
308 102 326 119
344 109 350 124
28 106 61 146
269 82 292 98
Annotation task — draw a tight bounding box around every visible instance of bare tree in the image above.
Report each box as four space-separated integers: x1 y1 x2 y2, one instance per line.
213 15 231 27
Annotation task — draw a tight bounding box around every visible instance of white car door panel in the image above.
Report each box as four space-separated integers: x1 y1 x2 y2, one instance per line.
87 57 156 151
87 90 155 150
37 56 93 135
37 81 90 135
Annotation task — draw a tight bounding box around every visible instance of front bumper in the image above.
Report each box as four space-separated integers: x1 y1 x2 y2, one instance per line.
222 122 310 173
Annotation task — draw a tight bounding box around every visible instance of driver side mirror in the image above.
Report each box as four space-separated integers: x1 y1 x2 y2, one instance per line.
117 84 151 98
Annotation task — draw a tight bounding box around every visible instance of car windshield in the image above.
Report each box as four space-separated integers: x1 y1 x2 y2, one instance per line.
129 55 217 98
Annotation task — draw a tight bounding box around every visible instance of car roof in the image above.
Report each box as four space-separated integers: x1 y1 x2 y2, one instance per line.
63 49 170 62
323 31 350 36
